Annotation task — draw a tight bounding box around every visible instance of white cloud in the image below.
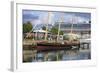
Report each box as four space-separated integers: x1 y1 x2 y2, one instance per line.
40 12 54 25
23 10 35 15
31 19 41 25
23 10 90 25
63 14 89 24
77 16 89 23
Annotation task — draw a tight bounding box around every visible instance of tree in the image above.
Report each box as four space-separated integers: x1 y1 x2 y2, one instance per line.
23 21 33 33
42 26 46 30
60 31 63 35
50 27 63 35
50 27 58 35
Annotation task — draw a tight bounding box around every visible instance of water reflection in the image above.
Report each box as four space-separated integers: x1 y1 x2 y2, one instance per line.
62 51 90 60
30 50 91 62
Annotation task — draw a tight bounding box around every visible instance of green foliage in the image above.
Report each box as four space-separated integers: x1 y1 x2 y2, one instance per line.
50 27 63 35
60 31 63 35
23 21 33 33
50 27 58 34
42 26 46 30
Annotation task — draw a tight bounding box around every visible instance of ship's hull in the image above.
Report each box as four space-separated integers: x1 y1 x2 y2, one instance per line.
36 42 80 51
23 42 80 51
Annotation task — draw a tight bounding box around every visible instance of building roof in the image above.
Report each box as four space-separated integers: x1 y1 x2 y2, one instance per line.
33 30 47 33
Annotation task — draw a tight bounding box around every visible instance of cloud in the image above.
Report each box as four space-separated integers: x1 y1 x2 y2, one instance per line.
23 10 36 15
23 10 90 25
40 12 54 25
62 14 90 24
77 16 89 23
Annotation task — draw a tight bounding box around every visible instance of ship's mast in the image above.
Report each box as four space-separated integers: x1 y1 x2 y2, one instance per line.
57 13 64 42
70 15 74 34
45 12 51 40
70 14 78 41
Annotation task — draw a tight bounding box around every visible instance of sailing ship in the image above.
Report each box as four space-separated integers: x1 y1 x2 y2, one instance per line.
35 12 80 51
23 12 80 51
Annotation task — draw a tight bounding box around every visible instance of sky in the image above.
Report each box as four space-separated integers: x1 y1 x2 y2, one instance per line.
23 10 91 26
